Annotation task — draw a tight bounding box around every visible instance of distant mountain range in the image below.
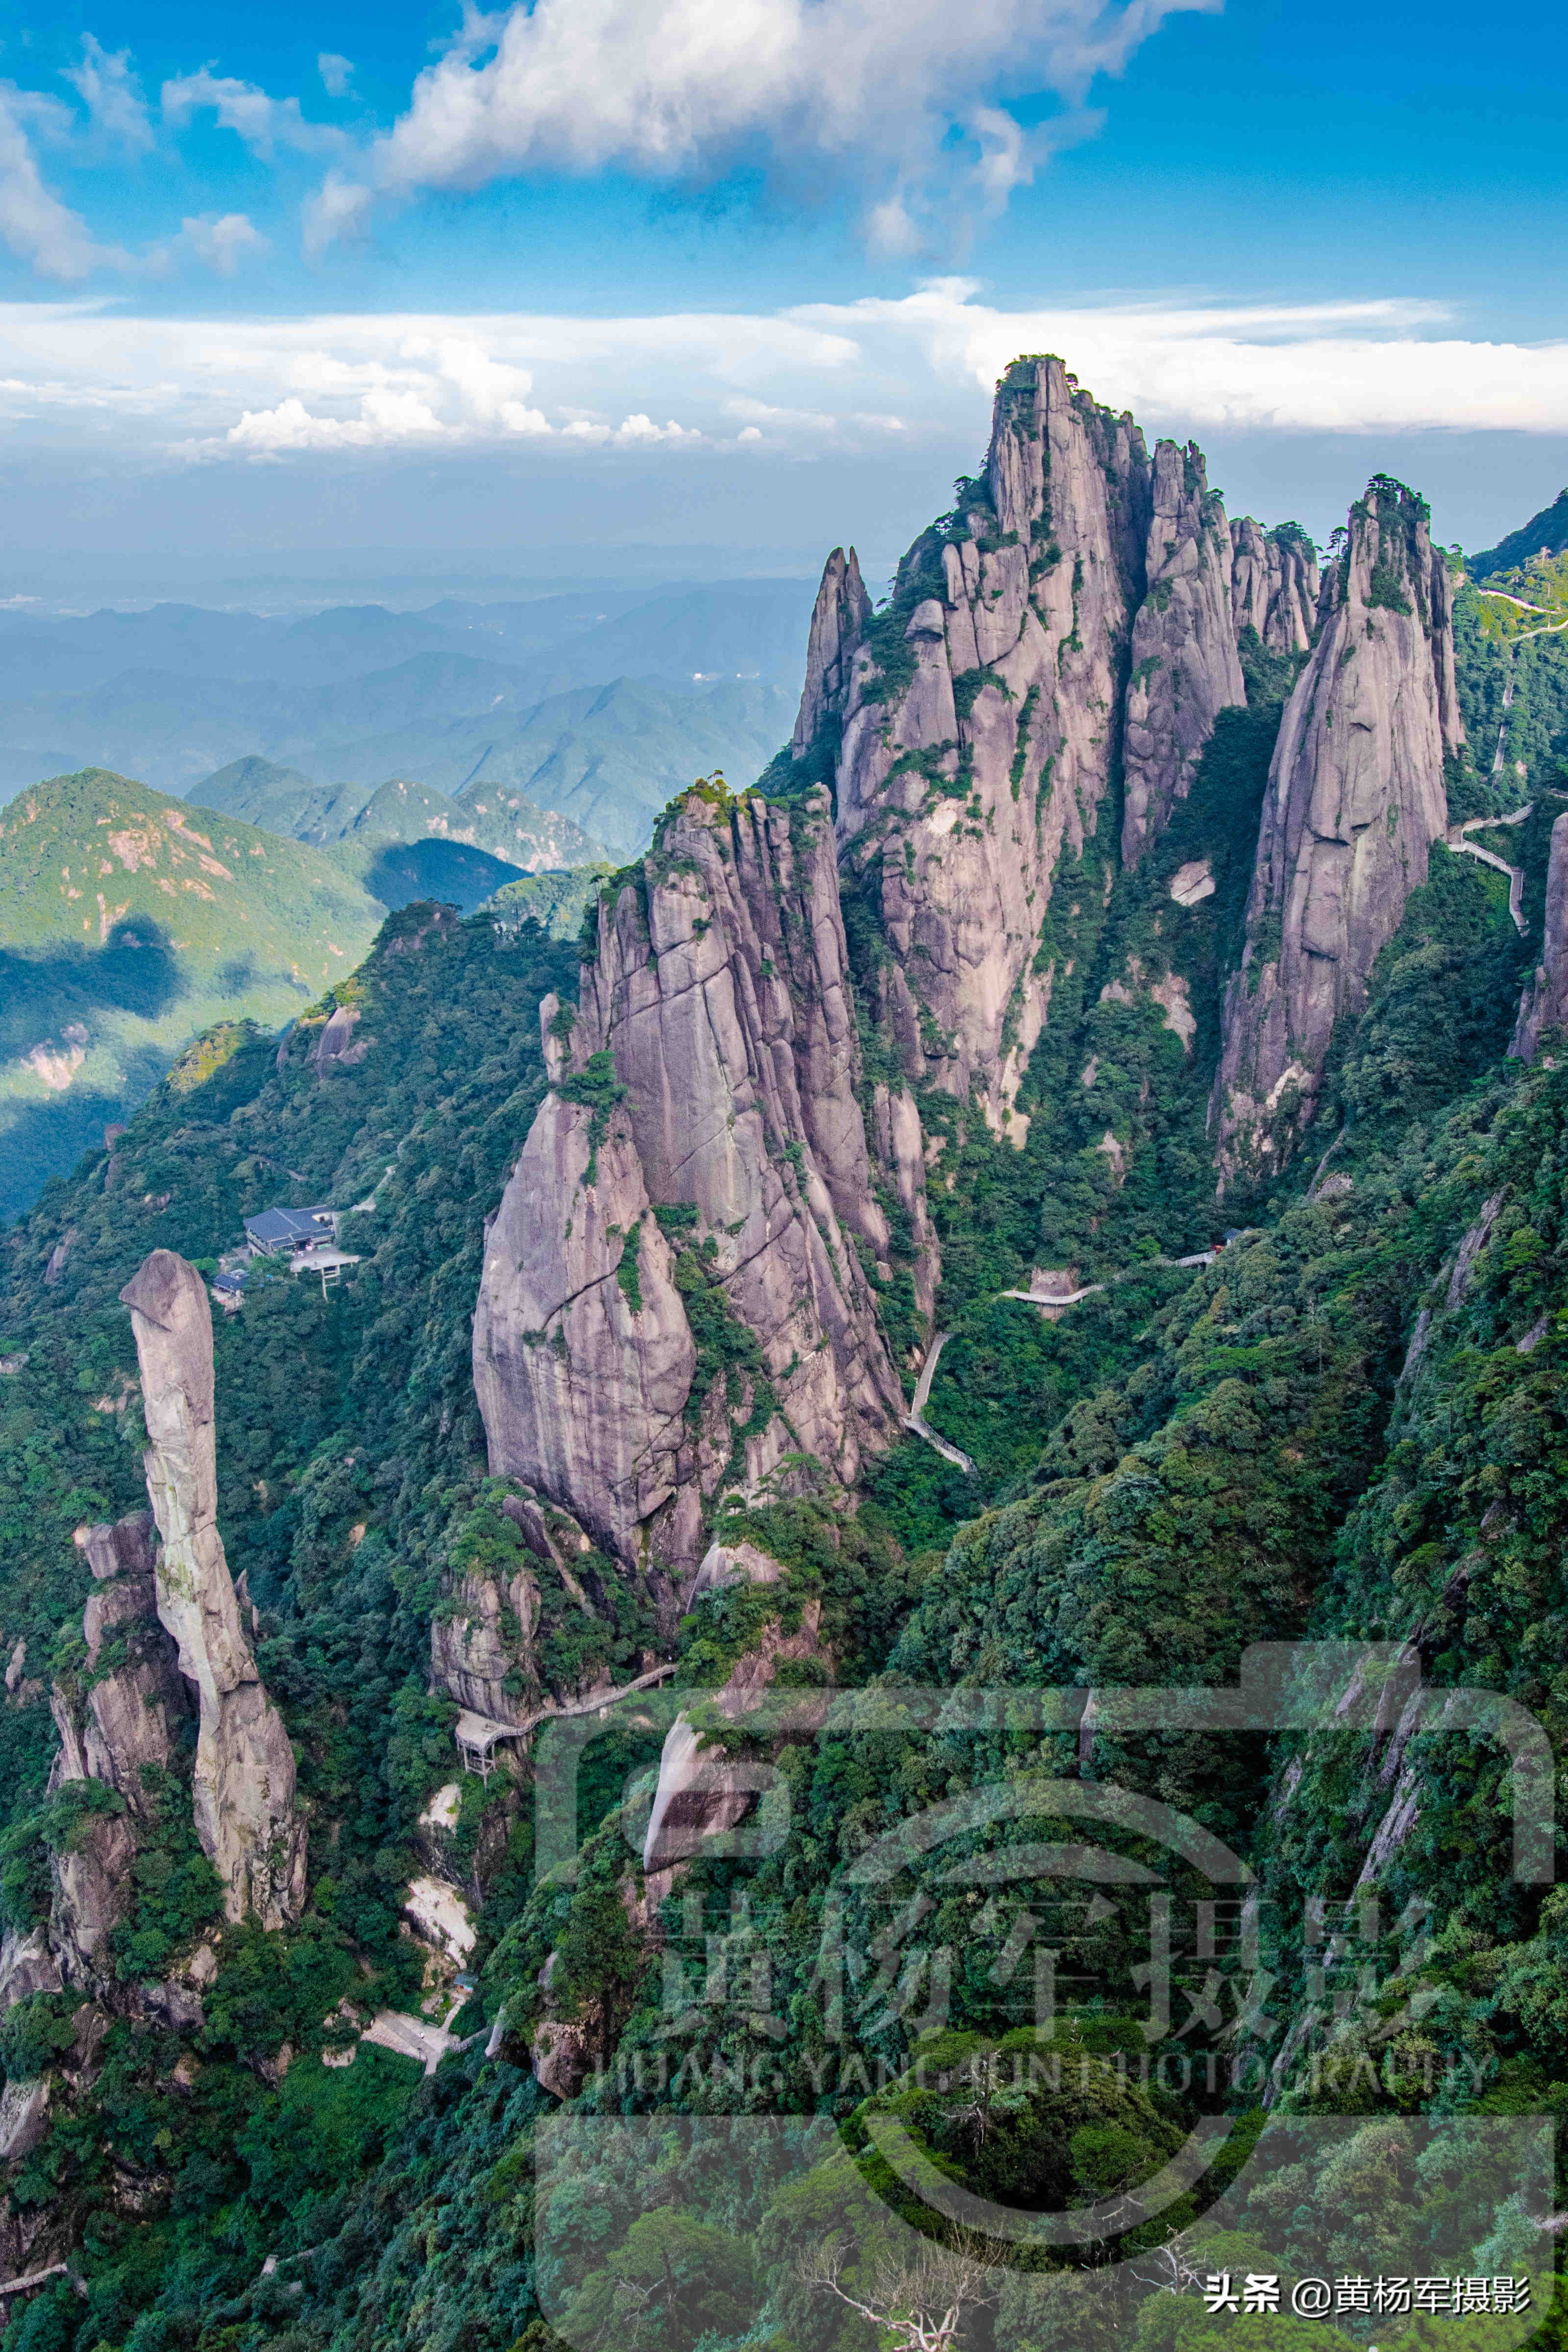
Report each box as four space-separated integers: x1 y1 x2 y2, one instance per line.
197 759 605 871
0 769 388 1219
0 579 815 1214
185 669 790 861
0 582 810 854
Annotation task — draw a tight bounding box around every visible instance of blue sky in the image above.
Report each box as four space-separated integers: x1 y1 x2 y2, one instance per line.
2 0 1567 580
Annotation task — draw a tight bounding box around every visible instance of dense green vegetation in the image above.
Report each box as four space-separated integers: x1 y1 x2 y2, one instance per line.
0 900 581 2351
488 864 615 940
0 772 386 1223
9 492 1568 2352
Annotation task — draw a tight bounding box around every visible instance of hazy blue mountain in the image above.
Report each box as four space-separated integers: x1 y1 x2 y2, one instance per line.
0 580 815 830
448 678 796 854
349 838 526 917
338 775 605 869
196 756 377 840
186 678 796 861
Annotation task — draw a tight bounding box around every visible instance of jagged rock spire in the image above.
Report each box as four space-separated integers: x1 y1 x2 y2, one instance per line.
831 358 1151 1162
121 1250 306 1928
791 547 871 757
473 785 902 1579
1121 440 1246 866
1211 479 1463 1187
1230 518 1321 655
46 1513 188 1980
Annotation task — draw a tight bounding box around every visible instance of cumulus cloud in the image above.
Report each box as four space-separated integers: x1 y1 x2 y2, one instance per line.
313 0 1215 249
0 88 130 279
226 387 446 453
8 287 1568 470
561 413 701 444
318 53 355 99
177 212 269 274
161 68 344 157
802 285 1568 436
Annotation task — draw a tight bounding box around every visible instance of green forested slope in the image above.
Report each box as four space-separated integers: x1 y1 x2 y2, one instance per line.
8 503 1568 2352
2 757 1566 2352
0 772 386 1222
0 903 583 2351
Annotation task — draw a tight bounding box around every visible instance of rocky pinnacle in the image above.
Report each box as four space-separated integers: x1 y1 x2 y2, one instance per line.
1211 480 1463 1188
791 547 872 760
473 785 902 1579
120 1249 306 1928
1121 440 1247 866
788 355 1155 1310
1230 517 1321 655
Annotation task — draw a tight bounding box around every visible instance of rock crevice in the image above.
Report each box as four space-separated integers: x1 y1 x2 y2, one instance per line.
1512 809 1568 1061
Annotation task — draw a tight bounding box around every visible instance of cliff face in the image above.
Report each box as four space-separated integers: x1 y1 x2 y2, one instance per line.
786 360 1268 1309
47 1513 188 1978
473 786 903 1580
429 1491 614 1726
821 359 1151 1169
1512 810 1568 1061
791 547 872 759
120 1250 306 1927
1230 518 1321 654
1121 441 1247 865
1212 481 1462 1185
641 1536 823 1881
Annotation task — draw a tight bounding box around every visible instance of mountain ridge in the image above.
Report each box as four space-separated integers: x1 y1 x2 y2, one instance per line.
0 768 385 1219
4 366 1568 2352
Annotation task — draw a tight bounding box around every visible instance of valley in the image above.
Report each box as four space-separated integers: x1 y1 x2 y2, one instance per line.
2 359 1568 2352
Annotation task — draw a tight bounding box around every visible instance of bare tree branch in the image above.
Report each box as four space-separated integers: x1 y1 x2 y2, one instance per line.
799 2233 1001 2352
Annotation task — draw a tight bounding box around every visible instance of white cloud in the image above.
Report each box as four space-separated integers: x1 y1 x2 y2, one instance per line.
318 53 355 99
161 69 343 157
302 171 375 258
63 35 154 153
407 334 551 432
315 0 1215 250
0 89 129 279
225 387 446 453
9 287 1568 473
179 212 269 275
796 286 1568 436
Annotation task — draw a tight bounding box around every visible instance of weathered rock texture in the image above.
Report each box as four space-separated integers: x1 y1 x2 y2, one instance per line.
44 1512 188 1978
1511 809 1568 1061
1212 481 1463 1186
121 1250 306 1927
1230 518 1322 654
791 548 872 759
429 1491 612 1726
1122 441 1246 864
786 358 1259 1302
474 788 903 1580
818 359 1153 1168
642 1537 822 1879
